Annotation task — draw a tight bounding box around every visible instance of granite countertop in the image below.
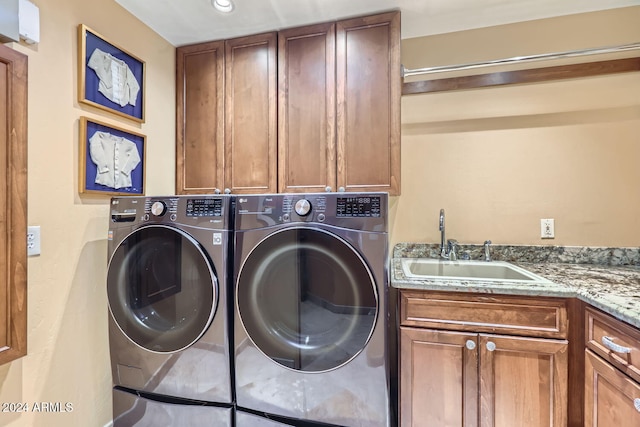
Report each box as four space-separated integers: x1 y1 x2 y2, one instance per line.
391 243 640 329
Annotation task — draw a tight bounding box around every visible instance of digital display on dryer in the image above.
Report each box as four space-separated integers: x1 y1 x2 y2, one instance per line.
336 196 381 217
186 199 223 217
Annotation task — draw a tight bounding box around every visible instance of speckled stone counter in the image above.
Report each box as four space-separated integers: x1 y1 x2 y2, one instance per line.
391 243 640 329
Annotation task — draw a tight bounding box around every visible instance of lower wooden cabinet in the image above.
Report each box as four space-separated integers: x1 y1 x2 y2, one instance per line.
400 327 568 427
400 328 478 427
399 291 569 427
584 307 640 427
585 350 640 427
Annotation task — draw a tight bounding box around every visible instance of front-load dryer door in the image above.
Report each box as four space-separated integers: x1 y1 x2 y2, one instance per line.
108 225 218 353
236 227 378 372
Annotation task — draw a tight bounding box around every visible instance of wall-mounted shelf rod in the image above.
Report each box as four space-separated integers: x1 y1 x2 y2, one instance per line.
402 42 640 78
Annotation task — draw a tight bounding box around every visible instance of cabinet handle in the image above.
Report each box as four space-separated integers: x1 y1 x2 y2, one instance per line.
465 340 476 350
486 341 496 352
602 336 632 354
635 398 640 413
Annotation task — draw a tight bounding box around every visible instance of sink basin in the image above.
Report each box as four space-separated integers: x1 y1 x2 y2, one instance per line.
401 258 552 283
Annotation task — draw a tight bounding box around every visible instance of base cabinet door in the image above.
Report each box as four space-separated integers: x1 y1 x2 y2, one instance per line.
585 350 640 427
400 327 478 427
478 334 568 427
400 328 568 427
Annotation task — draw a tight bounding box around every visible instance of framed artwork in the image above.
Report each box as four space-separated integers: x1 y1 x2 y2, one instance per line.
79 117 146 196
78 24 145 123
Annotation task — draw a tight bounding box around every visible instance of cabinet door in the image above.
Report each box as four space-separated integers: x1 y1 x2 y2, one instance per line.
176 40 225 194
278 23 336 193
336 12 401 195
585 350 640 427
225 32 277 194
400 327 478 427
479 334 568 427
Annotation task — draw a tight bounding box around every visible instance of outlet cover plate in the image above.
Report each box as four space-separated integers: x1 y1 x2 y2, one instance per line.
540 219 555 239
27 225 41 256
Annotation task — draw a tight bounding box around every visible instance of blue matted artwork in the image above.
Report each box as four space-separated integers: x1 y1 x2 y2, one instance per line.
80 117 145 196
78 24 145 122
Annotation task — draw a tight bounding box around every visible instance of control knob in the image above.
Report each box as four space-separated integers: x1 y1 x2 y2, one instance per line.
294 199 312 216
151 201 167 216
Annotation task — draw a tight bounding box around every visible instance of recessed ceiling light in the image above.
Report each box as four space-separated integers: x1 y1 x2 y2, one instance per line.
212 0 234 13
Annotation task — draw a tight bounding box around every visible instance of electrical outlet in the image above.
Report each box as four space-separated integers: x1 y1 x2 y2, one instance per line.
540 219 555 239
27 225 41 256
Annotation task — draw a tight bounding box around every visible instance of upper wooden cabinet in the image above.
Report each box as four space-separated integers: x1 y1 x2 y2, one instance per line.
176 11 401 195
336 12 401 194
176 32 277 194
224 33 277 194
278 22 336 193
176 40 225 194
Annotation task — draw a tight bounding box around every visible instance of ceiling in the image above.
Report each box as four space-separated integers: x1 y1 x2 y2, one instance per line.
115 0 640 47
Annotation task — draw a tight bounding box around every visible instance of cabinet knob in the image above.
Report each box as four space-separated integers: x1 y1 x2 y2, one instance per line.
338 186 346 192
224 188 231 194
465 340 476 350
325 186 332 192
486 341 496 352
635 398 640 413
214 188 221 194
602 336 632 354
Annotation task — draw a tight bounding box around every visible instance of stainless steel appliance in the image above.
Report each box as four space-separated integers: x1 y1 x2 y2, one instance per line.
107 196 234 426
234 193 390 427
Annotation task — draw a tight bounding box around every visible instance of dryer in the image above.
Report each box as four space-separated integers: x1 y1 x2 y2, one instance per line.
107 196 234 426
234 193 391 427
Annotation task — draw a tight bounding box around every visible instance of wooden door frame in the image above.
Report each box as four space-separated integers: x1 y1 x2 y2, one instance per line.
0 44 28 365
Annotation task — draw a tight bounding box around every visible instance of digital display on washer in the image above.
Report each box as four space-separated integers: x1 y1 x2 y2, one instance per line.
336 196 381 217
186 199 223 217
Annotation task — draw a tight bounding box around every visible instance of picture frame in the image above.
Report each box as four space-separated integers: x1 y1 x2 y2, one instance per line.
78 24 145 123
79 117 146 196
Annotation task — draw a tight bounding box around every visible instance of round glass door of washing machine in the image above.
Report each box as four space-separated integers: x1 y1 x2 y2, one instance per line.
107 225 218 353
236 227 378 372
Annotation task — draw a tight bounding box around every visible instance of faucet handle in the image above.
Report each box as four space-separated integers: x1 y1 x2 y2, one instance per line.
447 239 459 260
483 240 492 262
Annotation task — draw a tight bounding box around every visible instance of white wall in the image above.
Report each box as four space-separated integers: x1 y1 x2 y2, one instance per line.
0 0 174 425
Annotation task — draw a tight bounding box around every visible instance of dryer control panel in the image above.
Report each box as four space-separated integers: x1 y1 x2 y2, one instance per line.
235 193 387 232
336 196 381 218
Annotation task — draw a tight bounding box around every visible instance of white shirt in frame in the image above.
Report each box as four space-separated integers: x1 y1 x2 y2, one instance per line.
89 131 141 190
87 48 141 107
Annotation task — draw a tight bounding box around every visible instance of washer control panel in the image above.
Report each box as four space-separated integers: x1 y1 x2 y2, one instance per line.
186 198 224 217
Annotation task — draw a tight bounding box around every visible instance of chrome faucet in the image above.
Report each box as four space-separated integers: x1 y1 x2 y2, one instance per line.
439 209 458 260
484 240 492 262
439 209 447 258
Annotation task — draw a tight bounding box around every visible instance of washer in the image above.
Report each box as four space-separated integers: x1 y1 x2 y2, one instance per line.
107 196 234 426
234 193 391 427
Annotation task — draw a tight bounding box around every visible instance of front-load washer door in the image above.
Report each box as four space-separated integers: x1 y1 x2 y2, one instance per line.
108 225 217 353
236 227 378 372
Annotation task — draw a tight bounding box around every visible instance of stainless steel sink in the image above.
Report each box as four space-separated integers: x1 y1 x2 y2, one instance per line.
401 258 552 283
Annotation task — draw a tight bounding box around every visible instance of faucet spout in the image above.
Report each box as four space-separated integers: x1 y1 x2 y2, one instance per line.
439 209 446 258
